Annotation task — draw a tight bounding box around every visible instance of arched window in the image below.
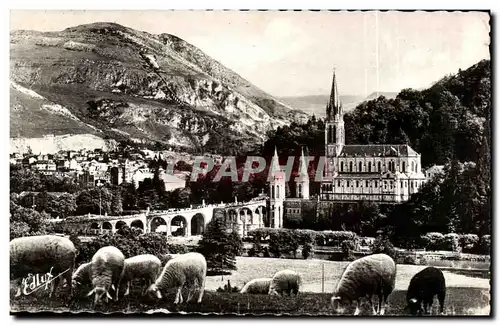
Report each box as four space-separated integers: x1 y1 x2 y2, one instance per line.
368 161 372 172
411 161 415 172
359 161 362 172
402 161 406 173
333 126 337 143
416 163 419 173
375 181 378 188
349 161 353 172
338 180 341 187
276 185 280 198
271 186 275 198
356 180 359 187
340 161 344 172
378 161 381 172
298 184 302 196
366 180 369 187
347 180 350 187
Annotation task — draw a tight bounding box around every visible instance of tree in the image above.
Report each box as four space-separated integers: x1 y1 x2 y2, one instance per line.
111 189 123 215
10 199 49 239
197 217 242 274
76 187 113 215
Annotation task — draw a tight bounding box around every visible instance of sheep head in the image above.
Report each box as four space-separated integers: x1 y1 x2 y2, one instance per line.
331 295 348 314
87 287 112 305
406 298 423 315
145 283 162 300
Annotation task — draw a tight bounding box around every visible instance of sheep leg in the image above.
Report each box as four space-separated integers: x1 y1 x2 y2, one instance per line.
15 279 22 297
124 282 130 296
64 270 73 299
49 277 61 298
438 292 445 315
369 297 377 315
174 287 182 304
187 288 194 302
197 276 206 303
353 300 361 316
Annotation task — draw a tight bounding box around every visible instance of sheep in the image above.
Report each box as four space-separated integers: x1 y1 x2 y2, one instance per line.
268 270 301 296
120 254 162 297
72 262 92 290
240 278 272 294
145 252 207 304
10 235 76 298
331 253 396 316
406 266 446 315
86 246 125 306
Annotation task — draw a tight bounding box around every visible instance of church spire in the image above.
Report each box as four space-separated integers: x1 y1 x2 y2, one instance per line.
326 68 342 120
270 146 281 174
298 147 309 181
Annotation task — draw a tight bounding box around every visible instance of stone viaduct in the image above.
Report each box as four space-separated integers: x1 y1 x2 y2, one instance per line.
54 199 268 238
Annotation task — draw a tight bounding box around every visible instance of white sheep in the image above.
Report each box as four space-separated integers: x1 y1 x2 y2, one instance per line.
240 278 272 294
72 262 92 290
10 235 76 298
331 253 396 316
120 254 162 297
268 270 302 296
86 246 125 306
145 252 207 304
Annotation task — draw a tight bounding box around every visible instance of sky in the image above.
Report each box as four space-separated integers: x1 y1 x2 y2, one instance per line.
10 10 491 97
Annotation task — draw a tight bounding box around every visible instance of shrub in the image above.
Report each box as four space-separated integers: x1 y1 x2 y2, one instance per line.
460 234 480 253
397 254 418 265
421 232 445 251
216 280 240 293
479 235 491 255
442 233 461 252
370 237 397 260
302 243 313 260
341 239 357 261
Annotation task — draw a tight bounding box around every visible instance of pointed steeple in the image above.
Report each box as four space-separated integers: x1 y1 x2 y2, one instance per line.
270 146 281 174
326 68 342 120
298 147 309 181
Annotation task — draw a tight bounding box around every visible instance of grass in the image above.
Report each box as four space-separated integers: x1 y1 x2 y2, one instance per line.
10 257 491 316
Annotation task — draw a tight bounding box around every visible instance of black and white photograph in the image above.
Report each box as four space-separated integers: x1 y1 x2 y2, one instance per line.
7 8 492 316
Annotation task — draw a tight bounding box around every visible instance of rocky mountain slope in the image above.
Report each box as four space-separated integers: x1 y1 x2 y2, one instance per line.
10 22 308 155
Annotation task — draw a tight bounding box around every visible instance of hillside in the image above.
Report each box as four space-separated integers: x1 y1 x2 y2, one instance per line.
278 95 364 117
10 22 308 155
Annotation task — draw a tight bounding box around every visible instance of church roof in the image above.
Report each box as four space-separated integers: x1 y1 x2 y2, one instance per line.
339 144 419 157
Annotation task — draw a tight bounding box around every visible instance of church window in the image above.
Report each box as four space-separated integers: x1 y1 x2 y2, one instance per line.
402 161 406 172
347 180 350 187
340 161 344 172
416 163 419 173
368 161 372 172
400 181 403 188
298 184 302 196
277 186 280 198
384 181 387 189
411 161 415 172
338 180 341 187
349 161 353 172
378 161 381 172
411 181 414 188
356 180 359 187
359 162 362 172
366 180 369 187
375 181 378 187
333 126 337 143
271 186 275 198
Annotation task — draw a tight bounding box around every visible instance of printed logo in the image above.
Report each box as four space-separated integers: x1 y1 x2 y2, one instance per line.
21 267 70 296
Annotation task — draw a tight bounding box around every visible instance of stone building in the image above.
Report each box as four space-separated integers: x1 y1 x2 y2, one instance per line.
320 70 426 203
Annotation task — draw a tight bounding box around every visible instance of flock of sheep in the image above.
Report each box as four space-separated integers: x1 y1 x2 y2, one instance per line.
10 235 447 315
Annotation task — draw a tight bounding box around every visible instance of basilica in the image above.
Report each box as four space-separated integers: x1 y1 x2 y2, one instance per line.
268 70 428 228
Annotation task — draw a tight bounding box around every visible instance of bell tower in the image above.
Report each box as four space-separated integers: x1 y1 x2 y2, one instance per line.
325 69 344 177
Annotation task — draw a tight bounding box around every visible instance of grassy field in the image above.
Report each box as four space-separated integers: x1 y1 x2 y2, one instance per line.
10 257 491 316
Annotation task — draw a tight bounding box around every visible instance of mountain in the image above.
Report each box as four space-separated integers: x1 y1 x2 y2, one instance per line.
278 95 365 117
364 91 399 101
10 22 308 155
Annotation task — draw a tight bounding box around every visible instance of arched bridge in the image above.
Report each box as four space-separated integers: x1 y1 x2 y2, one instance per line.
54 199 267 238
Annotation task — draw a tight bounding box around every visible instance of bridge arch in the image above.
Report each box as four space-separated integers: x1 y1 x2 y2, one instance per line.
170 215 187 237
130 219 144 232
239 207 253 224
115 220 127 232
89 222 100 235
191 213 205 236
150 216 168 233
102 222 113 233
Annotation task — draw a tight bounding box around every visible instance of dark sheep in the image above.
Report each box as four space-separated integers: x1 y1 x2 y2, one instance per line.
406 266 446 315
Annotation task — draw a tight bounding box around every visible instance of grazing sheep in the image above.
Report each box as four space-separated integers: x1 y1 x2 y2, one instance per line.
268 270 301 296
145 252 207 304
72 262 92 290
240 278 272 294
87 246 125 306
331 253 396 316
120 254 162 296
10 235 76 298
406 266 446 315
